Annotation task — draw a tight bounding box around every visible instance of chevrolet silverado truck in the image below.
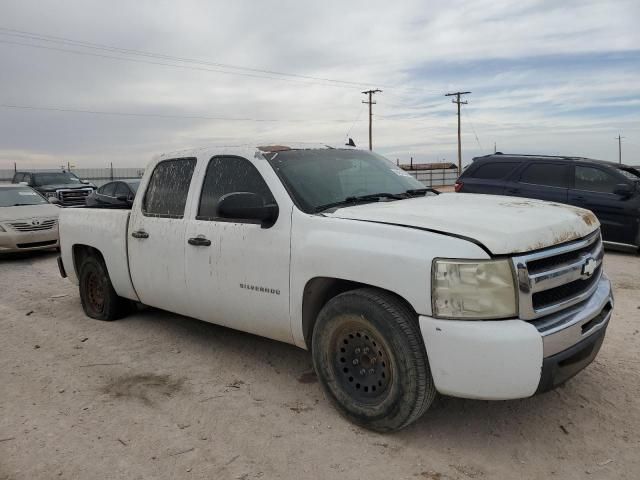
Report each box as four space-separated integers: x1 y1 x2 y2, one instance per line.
57 145 613 432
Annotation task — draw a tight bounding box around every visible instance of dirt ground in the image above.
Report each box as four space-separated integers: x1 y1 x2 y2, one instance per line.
1 251 639 480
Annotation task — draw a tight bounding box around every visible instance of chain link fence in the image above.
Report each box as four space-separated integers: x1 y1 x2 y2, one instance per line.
0 167 145 187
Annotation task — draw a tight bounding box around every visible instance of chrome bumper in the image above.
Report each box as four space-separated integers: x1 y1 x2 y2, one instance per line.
531 275 613 357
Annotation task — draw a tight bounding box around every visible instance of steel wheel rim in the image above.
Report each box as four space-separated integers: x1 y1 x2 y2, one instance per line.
86 270 106 313
331 318 393 404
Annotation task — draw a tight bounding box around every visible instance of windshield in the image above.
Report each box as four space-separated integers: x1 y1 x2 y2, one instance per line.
619 168 640 181
266 149 425 213
33 172 82 186
127 180 140 193
0 187 48 207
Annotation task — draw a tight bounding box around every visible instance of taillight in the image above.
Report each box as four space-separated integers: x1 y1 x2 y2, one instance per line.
454 181 463 192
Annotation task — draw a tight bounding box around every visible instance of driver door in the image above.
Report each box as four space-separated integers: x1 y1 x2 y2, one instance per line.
184 156 292 343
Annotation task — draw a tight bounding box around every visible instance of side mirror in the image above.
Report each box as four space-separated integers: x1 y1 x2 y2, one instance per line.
48 197 61 205
613 183 633 197
217 192 279 228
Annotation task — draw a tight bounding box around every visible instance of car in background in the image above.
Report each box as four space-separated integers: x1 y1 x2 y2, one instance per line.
0 184 60 253
455 154 640 250
85 180 139 208
12 171 96 207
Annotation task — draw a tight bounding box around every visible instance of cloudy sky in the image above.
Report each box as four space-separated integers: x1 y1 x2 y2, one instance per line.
0 0 638 169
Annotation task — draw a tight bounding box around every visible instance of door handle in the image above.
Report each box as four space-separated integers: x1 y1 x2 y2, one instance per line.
131 230 149 239
188 236 211 247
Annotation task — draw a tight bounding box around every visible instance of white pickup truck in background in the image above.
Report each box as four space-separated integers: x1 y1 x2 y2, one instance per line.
58 145 613 431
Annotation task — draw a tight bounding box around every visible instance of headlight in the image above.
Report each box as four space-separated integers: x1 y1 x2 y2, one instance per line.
432 259 517 319
45 192 58 198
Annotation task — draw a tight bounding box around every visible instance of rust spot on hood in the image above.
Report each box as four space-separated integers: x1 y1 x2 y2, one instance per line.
579 210 597 226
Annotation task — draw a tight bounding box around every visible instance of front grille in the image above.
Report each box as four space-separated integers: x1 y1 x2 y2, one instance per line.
16 240 57 248
9 219 58 232
58 188 92 206
513 231 603 320
532 265 601 310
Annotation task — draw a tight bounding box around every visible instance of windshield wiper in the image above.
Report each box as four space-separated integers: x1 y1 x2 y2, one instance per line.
404 188 440 196
315 193 404 213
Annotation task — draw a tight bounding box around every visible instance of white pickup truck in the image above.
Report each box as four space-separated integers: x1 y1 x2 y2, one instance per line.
58 145 613 431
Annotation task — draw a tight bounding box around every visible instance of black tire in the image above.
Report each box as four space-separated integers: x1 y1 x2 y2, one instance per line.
312 288 436 432
78 255 128 321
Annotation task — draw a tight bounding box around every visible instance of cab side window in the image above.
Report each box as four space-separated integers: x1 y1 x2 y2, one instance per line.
519 163 568 188
197 156 275 220
143 158 197 218
574 166 618 194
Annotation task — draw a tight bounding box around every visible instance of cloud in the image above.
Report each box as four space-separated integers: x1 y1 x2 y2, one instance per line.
0 0 638 169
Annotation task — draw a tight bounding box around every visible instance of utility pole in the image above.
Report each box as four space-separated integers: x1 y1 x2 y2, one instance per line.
445 91 471 173
362 89 382 150
616 134 624 164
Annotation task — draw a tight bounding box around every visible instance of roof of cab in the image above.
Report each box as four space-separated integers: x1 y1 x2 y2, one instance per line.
157 143 344 160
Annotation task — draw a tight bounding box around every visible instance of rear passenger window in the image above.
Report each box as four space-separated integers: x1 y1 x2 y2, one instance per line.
197 156 275 220
143 158 196 218
471 162 518 179
575 166 618 193
519 163 568 188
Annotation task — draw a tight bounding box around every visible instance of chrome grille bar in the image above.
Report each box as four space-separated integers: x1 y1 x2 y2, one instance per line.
513 230 603 320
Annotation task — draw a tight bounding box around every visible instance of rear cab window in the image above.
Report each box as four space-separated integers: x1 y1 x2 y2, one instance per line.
143 158 197 218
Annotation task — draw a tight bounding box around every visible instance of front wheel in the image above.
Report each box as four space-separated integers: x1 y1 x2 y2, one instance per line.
79 256 129 321
312 288 436 432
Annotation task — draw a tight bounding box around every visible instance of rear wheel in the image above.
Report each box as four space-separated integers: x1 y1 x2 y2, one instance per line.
79 256 128 321
312 288 436 432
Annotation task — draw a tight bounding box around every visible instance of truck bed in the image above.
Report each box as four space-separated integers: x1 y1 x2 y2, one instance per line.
58 208 139 301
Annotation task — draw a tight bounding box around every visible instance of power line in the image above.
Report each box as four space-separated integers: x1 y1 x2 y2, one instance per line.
0 27 374 89
0 38 371 90
362 89 382 150
445 91 471 173
0 103 355 123
0 27 453 96
462 104 483 153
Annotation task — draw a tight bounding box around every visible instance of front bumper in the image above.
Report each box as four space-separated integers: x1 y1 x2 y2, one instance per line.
0 228 59 253
420 275 613 400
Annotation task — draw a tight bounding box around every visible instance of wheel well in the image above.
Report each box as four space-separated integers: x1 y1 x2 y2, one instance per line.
72 244 105 278
301 277 417 350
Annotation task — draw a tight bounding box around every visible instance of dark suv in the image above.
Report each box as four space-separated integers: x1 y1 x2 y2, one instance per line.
12 171 96 207
456 154 640 249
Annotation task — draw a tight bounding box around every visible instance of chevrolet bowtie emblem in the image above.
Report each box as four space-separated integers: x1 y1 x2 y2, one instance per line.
582 257 597 278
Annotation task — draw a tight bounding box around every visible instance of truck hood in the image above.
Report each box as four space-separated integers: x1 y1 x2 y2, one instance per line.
0 204 60 222
36 184 93 191
324 193 599 255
